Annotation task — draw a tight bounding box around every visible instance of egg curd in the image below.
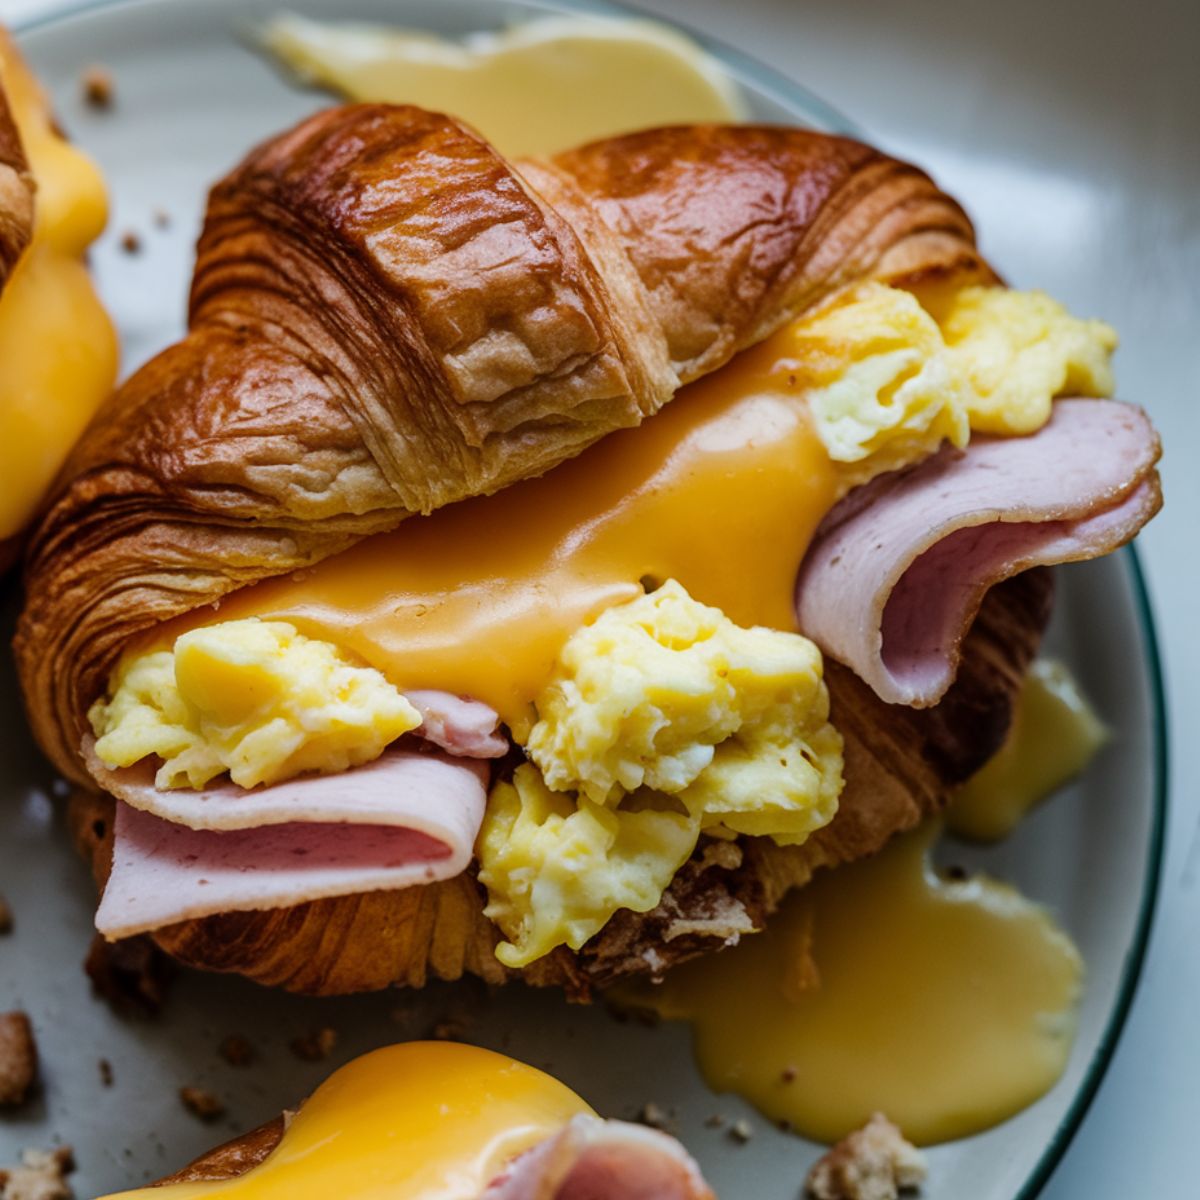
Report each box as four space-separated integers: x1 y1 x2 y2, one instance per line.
89 278 1117 965
89 619 421 790
481 581 843 966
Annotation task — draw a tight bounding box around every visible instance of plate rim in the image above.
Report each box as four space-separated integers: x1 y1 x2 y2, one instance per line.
11 0 1169 1195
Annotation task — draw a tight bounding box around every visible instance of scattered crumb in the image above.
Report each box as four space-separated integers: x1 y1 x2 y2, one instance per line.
151 208 170 229
0 1012 38 1107
0 1146 75 1200
703 1114 725 1129
218 1035 255 1068
179 1086 225 1123
119 231 141 255
80 65 113 110
0 893 11 934
728 1118 754 1145
781 1065 798 1084
429 1018 467 1042
635 1102 671 1132
289 1027 336 1062
806 1113 927 1200
97 1059 113 1088
84 933 174 1016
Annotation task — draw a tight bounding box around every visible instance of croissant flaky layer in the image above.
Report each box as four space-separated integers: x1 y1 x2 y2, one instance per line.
15 104 987 781
69 572 1049 997
0 72 32 293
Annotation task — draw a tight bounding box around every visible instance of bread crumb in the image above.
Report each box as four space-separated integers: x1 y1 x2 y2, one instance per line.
152 208 170 229
218 1035 255 1067
97 1059 113 1088
119 231 141 255
179 1086 225 1122
806 1113 927 1200
728 1118 753 1144
80 66 113 110
0 1146 74 1200
0 1013 38 1107
289 1027 336 1062
0 893 12 934
703 1114 725 1129
781 1065 798 1083
635 1102 671 1131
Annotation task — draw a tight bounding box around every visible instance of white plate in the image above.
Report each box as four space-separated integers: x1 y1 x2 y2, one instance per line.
0 1 1166 1197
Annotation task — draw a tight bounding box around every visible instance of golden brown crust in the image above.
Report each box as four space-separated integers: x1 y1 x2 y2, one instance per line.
156 1117 286 1186
70 571 1048 997
16 105 986 782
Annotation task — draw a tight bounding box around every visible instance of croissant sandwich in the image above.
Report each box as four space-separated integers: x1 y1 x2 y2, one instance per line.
15 103 1161 996
0 30 117 571
97 1041 715 1200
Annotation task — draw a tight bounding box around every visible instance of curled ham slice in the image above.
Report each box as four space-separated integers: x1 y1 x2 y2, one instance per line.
795 398 1161 707
482 1115 714 1200
407 689 509 758
92 749 487 940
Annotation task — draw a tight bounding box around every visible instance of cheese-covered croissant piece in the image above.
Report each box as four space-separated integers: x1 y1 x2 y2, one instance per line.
16 104 985 781
0 79 33 289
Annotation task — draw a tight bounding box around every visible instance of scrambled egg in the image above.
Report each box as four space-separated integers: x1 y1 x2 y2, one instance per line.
89 619 421 789
478 581 844 967
919 283 1118 435
790 281 1117 478
479 765 699 968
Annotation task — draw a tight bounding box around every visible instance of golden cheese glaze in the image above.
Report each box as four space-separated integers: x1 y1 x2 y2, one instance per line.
0 32 118 541
948 659 1107 841
263 13 746 158
622 822 1083 1146
100 1043 594 1200
158 327 841 740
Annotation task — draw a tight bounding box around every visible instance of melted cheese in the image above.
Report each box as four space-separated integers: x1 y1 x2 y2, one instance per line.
99 1042 593 1200
622 822 1082 1146
262 13 745 158
0 32 118 541
155 325 843 741
948 660 1107 841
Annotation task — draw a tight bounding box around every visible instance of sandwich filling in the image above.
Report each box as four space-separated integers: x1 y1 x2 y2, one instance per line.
88 280 1122 959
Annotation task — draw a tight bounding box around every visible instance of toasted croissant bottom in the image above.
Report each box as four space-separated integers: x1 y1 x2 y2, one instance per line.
15 104 988 783
70 571 1049 998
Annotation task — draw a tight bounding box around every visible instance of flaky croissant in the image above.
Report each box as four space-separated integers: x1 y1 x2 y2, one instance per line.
19 104 1005 995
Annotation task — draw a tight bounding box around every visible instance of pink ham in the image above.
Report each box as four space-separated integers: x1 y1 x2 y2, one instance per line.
407 690 509 758
482 1115 714 1200
92 749 488 939
795 398 1161 707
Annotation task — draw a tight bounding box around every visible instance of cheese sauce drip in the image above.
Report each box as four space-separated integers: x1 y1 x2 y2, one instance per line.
99 1043 593 1200
948 659 1107 841
0 32 118 540
262 13 746 158
158 326 843 740
621 822 1083 1146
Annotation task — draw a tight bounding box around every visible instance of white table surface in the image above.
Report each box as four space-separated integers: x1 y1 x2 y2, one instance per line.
1 0 1195 1195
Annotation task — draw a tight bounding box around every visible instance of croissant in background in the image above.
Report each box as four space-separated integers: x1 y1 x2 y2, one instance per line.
0 30 118 571
17 103 1158 995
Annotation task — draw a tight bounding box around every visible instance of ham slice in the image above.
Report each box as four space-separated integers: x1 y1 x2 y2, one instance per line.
84 739 488 832
795 398 1161 707
482 1115 714 1200
407 690 509 758
93 749 488 939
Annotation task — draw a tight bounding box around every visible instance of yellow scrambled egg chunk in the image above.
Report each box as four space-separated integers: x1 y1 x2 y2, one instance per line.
479 581 844 966
788 282 970 479
89 619 421 789
479 765 699 968
788 281 1117 478
921 283 1118 435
